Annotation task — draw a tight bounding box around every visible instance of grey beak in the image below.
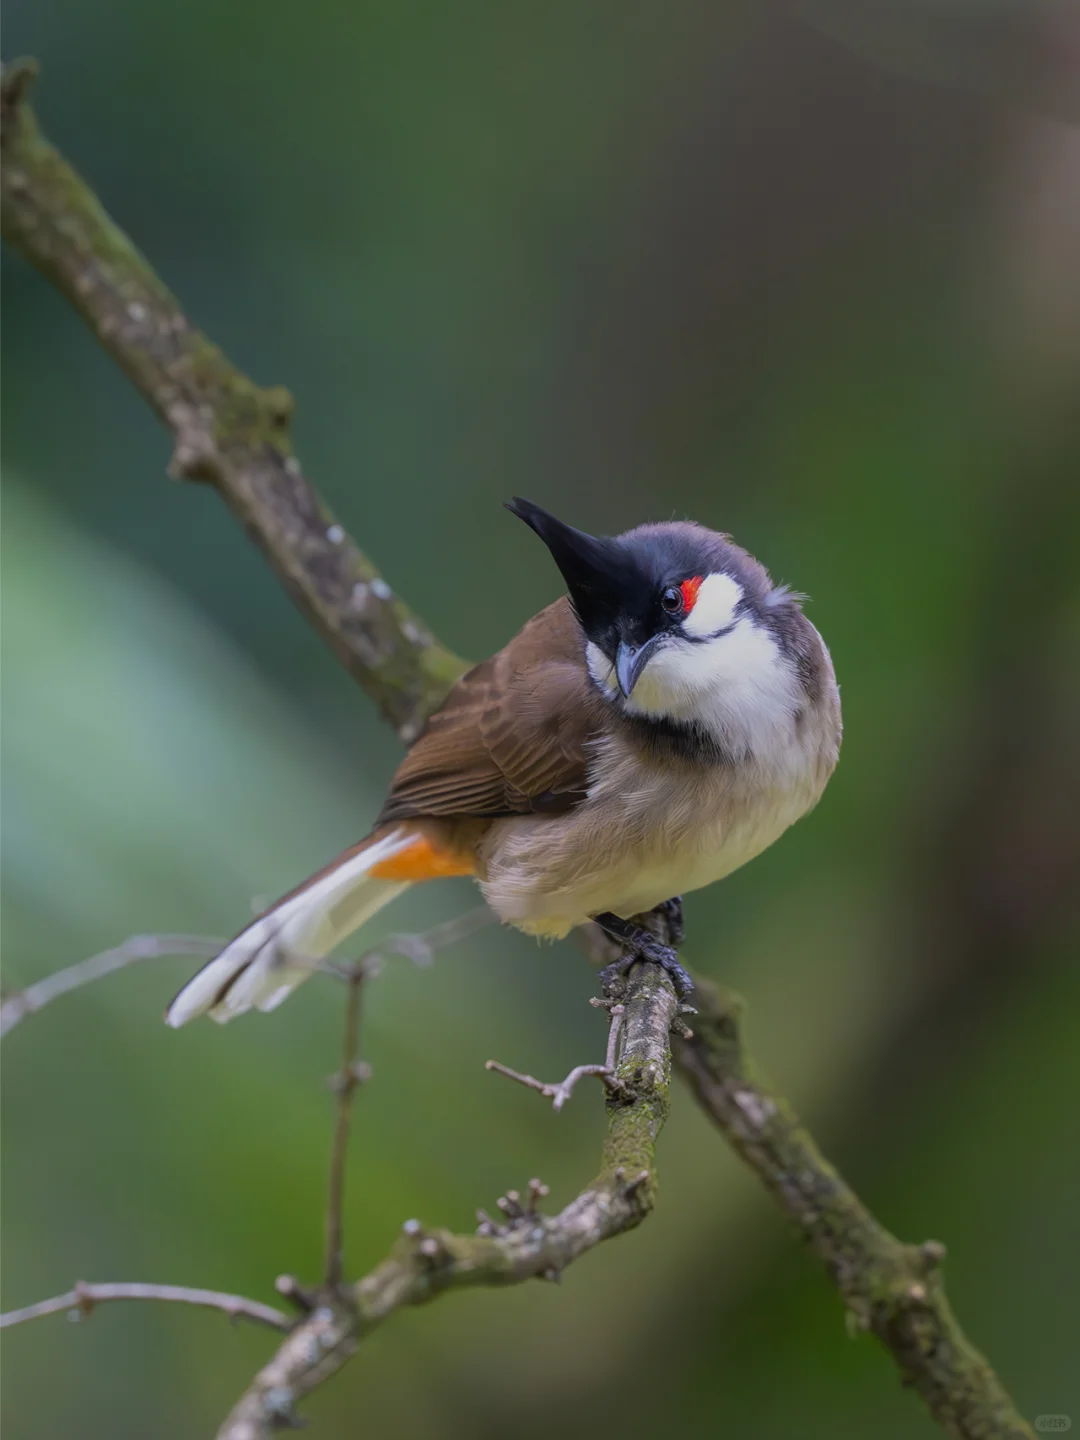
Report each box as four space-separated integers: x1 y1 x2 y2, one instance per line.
615 636 663 698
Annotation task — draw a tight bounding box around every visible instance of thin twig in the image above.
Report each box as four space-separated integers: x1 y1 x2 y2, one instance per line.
283 907 496 984
323 969 366 1288
217 962 679 1438
485 1059 616 1112
0 1282 290 1333
371 906 496 968
0 910 492 1037
0 935 223 1037
485 996 627 1112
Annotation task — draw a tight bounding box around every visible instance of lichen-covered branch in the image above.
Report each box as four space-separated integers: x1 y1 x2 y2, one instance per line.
1 59 1035 1440
217 963 677 1439
675 979 1034 1440
0 59 466 743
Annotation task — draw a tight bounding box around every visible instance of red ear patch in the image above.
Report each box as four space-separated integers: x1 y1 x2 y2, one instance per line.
680 575 703 612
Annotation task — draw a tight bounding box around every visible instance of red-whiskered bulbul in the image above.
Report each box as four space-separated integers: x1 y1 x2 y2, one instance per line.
166 500 841 1024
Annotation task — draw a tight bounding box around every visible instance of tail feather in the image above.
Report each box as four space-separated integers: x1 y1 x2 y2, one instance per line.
165 829 414 1027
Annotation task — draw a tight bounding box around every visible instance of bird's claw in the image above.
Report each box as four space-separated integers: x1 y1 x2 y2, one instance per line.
599 936 694 999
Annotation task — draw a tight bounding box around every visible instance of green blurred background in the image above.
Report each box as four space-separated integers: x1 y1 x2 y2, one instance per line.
3 3 1079 1436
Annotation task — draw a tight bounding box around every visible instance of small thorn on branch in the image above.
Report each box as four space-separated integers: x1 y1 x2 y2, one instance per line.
475 1177 552 1238
527 1177 549 1213
497 1189 524 1220
475 1208 498 1236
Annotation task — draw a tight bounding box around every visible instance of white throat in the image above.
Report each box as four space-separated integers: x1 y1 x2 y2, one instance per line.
587 616 805 763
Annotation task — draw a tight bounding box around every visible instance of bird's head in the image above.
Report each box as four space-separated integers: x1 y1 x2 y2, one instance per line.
507 498 815 742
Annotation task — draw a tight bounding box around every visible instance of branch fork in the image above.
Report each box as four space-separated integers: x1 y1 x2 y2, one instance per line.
485 988 637 1111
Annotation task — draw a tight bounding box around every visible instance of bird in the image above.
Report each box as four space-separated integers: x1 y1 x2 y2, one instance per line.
166 500 841 1026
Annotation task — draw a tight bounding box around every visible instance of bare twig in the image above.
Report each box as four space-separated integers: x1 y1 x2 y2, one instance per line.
252 907 496 986
0 1282 290 1333
323 968 367 1288
362 906 495 971
485 1059 616 1112
485 994 629 1111
1 60 1036 1440
0 910 492 1038
0 934 223 1037
217 962 678 1438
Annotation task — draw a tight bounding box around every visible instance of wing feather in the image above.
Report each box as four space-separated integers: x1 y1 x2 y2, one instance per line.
378 599 601 822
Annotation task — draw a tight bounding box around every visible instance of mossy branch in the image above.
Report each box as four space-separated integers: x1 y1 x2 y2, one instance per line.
1 59 1035 1440
0 58 466 743
677 979 1034 1439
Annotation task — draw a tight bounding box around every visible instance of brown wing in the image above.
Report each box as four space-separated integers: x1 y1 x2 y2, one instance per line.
378 599 604 822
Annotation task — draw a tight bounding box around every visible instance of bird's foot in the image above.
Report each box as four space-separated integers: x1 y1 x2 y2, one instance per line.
595 912 693 999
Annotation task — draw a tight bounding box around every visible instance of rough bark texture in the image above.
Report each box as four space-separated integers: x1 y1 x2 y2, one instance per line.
1 59 1035 1440
676 980 1034 1440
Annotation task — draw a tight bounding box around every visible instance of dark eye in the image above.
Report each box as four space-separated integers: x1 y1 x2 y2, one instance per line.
661 586 683 615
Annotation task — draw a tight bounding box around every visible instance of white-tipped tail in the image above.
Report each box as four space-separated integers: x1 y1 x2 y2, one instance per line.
165 830 413 1027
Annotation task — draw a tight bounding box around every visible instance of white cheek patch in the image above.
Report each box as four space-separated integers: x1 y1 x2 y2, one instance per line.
586 640 617 695
682 572 742 638
625 618 801 756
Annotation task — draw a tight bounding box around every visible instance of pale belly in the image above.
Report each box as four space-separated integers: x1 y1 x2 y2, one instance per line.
479 778 818 940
